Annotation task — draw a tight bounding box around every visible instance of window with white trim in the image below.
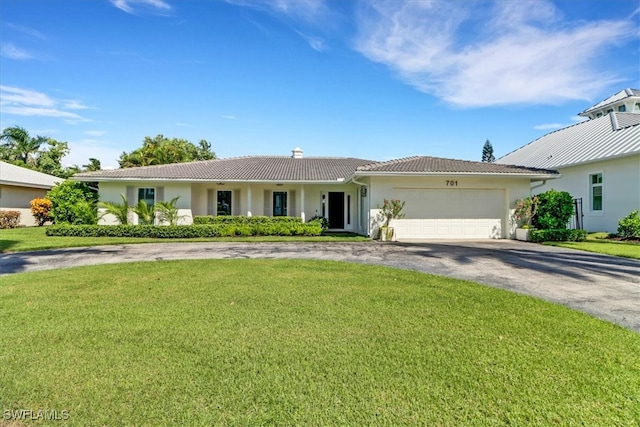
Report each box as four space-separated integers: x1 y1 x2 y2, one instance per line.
273 191 287 216
590 173 603 211
138 188 155 208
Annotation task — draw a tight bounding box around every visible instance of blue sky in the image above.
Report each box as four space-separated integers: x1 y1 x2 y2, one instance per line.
1 0 638 169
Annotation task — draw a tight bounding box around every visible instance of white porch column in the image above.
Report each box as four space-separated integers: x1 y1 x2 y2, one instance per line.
300 184 305 222
246 185 252 217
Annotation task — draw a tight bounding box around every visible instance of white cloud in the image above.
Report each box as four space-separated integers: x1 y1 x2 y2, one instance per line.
0 85 55 107
85 130 107 137
0 85 91 122
63 141 123 170
225 0 329 23
110 0 172 15
533 123 565 131
0 42 34 60
354 0 637 107
226 0 335 50
63 100 94 110
4 23 47 41
295 30 326 52
175 122 190 127
222 115 237 120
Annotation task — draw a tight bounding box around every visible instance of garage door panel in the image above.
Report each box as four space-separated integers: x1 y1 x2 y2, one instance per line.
392 189 504 239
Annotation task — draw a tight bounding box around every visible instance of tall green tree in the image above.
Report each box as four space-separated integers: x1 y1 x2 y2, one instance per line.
0 126 47 167
36 139 70 177
83 158 101 172
481 139 495 163
118 135 216 168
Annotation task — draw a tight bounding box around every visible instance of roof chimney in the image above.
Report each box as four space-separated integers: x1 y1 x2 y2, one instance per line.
292 147 303 159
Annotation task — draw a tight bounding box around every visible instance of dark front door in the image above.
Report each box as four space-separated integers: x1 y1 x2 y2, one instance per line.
328 192 345 229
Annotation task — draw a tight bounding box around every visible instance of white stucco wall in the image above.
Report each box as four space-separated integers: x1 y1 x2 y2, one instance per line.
0 184 50 227
531 155 640 233
190 182 359 230
97 181 193 225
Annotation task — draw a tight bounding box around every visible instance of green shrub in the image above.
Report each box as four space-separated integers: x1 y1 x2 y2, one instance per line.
308 215 329 231
193 215 304 226
532 189 574 230
47 180 98 224
530 229 587 243
0 210 21 229
617 210 640 238
45 221 324 238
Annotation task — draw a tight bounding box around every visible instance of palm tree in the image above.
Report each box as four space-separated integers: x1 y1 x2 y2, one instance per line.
98 194 130 225
155 197 185 226
132 200 155 225
0 126 46 166
83 158 101 172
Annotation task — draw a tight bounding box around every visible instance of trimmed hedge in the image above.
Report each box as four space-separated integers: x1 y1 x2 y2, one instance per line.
529 229 587 243
46 222 324 238
193 215 304 225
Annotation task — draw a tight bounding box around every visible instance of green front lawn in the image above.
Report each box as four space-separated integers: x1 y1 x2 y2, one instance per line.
1 260 638 426
0 226 369 253
544 232 640 259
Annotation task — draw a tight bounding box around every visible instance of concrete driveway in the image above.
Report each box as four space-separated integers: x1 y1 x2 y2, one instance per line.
1 240 639 332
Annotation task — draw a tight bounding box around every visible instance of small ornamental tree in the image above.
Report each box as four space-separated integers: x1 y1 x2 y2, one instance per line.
30 197 53 226
98 194 130 225
47 180 98 224
132 200 156 225
532 189 574 230
156 197 185 226
380 199 406 227
513 196 538 228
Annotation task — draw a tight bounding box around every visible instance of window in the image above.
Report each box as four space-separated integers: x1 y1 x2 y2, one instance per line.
217 190 232 215
634 102 640 112
596 112 602 118
618 105 626 112
273 191 287 216
606 109 613 114
590 173 603 211
138 188 155 207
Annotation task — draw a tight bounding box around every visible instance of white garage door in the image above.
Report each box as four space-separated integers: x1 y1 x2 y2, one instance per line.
392 189 504 239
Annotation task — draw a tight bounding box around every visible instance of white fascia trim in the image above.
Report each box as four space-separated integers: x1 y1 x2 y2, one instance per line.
0 180 57 189
72 177 353 184
352 172 560 179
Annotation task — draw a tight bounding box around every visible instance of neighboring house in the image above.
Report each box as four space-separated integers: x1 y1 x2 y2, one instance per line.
0 161 63 226
74 148 557 239
498 89 640 233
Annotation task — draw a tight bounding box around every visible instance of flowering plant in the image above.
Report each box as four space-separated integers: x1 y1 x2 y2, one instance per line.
513 196 538 228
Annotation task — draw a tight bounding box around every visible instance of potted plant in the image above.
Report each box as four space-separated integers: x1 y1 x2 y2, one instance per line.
378 199 405 241
513 196 538 241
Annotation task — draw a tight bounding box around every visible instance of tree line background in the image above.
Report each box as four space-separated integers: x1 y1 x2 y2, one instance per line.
0 126 216 178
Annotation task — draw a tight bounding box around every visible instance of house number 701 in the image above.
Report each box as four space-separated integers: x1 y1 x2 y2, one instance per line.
446 180 458 186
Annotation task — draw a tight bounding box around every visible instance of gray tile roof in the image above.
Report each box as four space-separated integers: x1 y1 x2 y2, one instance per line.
580 88 640 115
0 161 63 189
497 112 640 169
74 156 375 182
356 156 557 175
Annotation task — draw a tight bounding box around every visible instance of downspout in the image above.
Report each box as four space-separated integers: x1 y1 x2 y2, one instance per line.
350 176 369 236
530 180 547 192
